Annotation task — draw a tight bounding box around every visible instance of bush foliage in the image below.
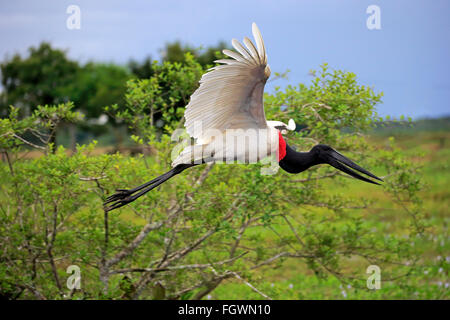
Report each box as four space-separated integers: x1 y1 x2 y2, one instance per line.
0 58 431 300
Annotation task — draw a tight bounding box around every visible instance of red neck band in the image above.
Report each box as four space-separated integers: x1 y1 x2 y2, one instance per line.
278 131 287 162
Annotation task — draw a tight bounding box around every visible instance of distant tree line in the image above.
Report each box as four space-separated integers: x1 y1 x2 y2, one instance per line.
0 41 229 149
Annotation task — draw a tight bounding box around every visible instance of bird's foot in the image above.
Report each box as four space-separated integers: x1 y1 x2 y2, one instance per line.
104 189 135 211
104 197 134 212
105 189 132 203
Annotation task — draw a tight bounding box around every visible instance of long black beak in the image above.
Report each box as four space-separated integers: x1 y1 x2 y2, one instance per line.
327 150 383 185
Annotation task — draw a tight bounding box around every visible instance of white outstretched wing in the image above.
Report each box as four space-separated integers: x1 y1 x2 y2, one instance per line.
184 23 270 143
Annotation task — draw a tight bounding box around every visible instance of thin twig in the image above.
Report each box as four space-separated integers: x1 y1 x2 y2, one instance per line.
13 134 46 150
110 252 248 274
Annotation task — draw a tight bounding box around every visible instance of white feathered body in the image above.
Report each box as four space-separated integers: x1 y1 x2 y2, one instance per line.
172 126 280 166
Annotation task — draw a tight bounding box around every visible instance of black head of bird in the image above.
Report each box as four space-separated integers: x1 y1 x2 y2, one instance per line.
278 143 382 184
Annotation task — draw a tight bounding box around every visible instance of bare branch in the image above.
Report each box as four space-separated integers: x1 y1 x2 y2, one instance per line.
110 251 248 274
45 204 63 294
79 175 107 181
106 218 172 268
230 271 272 300
13 134 46 150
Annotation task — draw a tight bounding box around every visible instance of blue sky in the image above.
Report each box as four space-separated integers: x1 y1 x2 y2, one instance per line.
0 0 449 119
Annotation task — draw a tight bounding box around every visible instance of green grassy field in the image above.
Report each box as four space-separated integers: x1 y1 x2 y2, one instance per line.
211 130 450 300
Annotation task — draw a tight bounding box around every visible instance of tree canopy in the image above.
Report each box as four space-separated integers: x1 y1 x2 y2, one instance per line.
0 42 78 116
0 42 130 122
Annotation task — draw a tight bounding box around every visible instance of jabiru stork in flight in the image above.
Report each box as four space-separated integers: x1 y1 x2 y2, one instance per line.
104 23 382 212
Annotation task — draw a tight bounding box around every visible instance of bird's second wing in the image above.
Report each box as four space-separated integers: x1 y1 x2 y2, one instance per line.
184 23 270 143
